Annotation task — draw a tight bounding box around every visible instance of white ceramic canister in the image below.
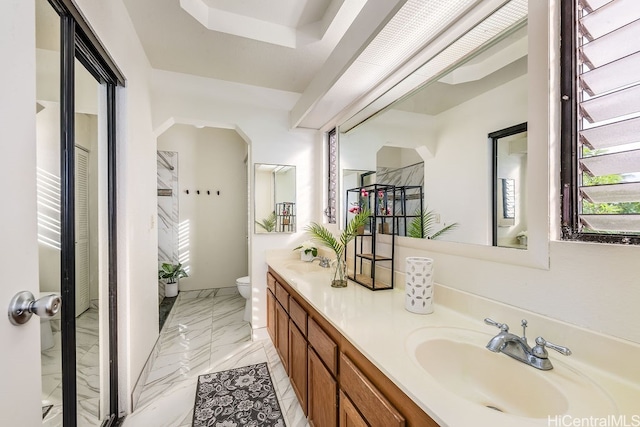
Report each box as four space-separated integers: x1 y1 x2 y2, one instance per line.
405 257 434 314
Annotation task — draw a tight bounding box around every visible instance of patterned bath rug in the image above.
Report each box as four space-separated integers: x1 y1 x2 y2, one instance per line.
192 362 286 427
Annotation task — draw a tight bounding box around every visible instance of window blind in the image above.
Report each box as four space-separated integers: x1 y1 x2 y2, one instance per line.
577 0 640 233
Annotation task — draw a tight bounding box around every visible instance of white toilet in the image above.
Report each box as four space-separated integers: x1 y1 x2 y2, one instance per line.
236 276 251 323
40 292 60 351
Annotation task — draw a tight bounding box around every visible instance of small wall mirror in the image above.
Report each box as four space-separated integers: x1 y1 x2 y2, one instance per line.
254 164 296 233
492 123 528 248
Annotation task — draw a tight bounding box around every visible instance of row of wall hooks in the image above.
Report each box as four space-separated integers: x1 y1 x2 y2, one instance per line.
185 189 221 195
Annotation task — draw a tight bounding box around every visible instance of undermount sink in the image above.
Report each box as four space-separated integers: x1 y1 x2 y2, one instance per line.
406 327 617 420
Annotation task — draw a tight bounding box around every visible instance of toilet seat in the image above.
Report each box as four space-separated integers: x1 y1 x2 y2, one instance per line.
236 276 250 286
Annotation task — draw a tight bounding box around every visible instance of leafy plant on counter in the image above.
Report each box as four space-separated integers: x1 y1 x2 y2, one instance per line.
304 209 370 259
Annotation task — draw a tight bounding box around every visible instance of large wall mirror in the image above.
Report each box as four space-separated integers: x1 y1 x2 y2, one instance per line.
340 12 527 246
337 0 550 268
254 164 296 233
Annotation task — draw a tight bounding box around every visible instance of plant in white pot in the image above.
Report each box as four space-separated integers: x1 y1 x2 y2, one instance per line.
293 240 318 262
158 262 188 297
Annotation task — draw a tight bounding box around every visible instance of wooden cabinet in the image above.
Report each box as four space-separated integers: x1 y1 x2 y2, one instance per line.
339 391 367 427
267 267 436 427
275 301 289 372
288 319 307 414
308 347 337 427
266 289 276 343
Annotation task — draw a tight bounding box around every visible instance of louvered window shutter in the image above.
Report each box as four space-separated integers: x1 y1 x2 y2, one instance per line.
576 0 640 234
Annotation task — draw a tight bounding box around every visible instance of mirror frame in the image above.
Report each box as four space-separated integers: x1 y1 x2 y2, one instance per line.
336 1 551 270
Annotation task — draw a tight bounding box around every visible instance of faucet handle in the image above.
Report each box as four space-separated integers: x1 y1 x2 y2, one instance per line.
533 336 572 358
484 318 509 332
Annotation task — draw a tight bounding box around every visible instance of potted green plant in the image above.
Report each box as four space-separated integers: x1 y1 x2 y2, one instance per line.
304 209 369 287
293 240 318 262
158 262 188 297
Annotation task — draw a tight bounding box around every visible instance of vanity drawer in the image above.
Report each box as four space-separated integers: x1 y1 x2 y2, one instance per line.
275 281 289 312
289 297 307 336
307 318 337 375
267 273 276 293
340 353 405 427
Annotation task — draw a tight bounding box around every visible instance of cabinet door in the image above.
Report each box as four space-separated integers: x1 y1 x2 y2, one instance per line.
339 391 367 427
267 289 276 343
275 301 289 371
339 354 405 427
308 348 337 427
288 320 308 415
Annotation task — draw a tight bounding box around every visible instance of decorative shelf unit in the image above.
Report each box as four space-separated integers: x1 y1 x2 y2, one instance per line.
345 185 396 290
276 202 295 233
392 185 424 237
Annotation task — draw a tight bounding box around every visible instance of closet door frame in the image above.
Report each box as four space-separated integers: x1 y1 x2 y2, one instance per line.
49 0 125 425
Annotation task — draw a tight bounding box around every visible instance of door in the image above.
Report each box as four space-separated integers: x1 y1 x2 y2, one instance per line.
308 348 337 427
339 391 367 427
288 320 308 414
0 0 43 424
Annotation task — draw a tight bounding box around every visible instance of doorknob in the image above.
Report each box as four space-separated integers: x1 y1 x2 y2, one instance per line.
8 291 62 326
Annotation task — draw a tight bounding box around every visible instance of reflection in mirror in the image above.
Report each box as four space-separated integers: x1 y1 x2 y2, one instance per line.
491 123 528 248
343 169 374 190
254 164 296 233
340 15 527 246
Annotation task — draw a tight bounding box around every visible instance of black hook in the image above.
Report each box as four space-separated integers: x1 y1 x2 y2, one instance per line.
186 189 189 194
196 190 200 195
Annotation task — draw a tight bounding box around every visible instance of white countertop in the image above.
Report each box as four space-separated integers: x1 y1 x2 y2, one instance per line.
266 250 640 427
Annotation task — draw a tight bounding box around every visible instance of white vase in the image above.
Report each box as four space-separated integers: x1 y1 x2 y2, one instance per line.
165 281 178 297
405 257 434 314
301 251 314 262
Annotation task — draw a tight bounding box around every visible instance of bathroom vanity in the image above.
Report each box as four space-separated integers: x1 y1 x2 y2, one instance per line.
265 250 640 427
267 267 434 426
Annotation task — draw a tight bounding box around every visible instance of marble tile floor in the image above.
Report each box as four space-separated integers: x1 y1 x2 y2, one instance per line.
123 288 308 427
42 308 102 427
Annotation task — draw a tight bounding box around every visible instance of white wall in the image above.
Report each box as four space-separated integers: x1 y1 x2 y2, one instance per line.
150 70 321 331
157 125 248 290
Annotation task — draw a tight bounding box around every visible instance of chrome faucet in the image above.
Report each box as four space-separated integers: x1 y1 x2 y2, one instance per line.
484 318 571 370
314 256 330 268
